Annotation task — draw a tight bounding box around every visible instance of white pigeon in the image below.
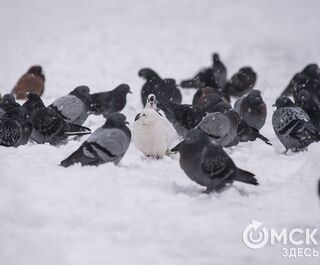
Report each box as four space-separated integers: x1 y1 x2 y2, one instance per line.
133 108 171 158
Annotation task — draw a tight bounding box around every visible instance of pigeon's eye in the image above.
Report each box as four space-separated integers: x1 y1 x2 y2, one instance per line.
143 114 146 116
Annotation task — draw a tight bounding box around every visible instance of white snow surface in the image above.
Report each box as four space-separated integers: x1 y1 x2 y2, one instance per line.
0 0 320 264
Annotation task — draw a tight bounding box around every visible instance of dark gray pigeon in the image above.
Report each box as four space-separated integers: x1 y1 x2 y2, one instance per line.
0 94 20 118
197 110 271 147
171 129 258 192
158 100 207 138
0 106 32 147
294 89 320 131
272 97 320 152
225 67 257 98
22 93 91 145
234 89 266 130
61 113 131 167
139 68 182 106
49 85 93 125
90 84 131 118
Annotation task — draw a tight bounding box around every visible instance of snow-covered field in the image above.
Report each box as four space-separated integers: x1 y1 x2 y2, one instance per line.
0 0 320 264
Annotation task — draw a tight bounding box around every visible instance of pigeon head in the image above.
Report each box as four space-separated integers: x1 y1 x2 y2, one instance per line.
22 93 45 111
114 84 132 95
1 94 16 104
146 94 158 109
212 53 220 63
246 90 263 105
171 129 210 153
104 112 128 128
138 68 161 81
302 64 320 79
134 109 161 125
273 97 295 108
71 85 90 96
27 65 45 81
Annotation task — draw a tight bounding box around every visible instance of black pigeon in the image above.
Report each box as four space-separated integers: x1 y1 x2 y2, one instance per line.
22 93 91 145
272 97 320 152
180 53 227 90
294 89 320 131
234 89 267 130
281 64 320 97
158 100 206 138
0 94 21 117
139 68 182 106
171 129 258 192
61 113 131 167
90 84 131 118
0 106 32 147
49 85 93 125
225 67 257 98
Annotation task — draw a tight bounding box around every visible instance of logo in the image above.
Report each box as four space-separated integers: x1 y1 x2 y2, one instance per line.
242 220 269 249
242 220 319 258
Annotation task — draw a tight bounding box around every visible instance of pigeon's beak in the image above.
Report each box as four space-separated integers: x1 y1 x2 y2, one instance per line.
171 140 185 153
272 104 276 107
125 121 130 125
134 113 140 121
128 90 132 94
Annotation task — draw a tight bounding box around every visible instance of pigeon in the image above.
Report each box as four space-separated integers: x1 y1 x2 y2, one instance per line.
90 84 131 118
294 89 320 131
22 93 91 145
171 129 258 192
281 64 320 97
272 96 320 152
225 67 257 98
139 68 182 106
133 109 171 158
197 110 271 147
0 94 20 118
196 111 239 147
0 106 32 147
61 113 131 167
234 89 267 130
180 53 227 89
145 94 158 110
158 100 207 138
11 65 45 100
49 85 93 125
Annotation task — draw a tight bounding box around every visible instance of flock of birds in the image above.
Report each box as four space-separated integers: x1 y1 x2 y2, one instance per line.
1 53 320 194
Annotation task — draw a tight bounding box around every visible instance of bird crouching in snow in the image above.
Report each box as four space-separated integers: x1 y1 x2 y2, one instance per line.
0 106 32 147
171 129 258 192
90 84 131 118
133 108 171 159
61 113 131 167
49 85 93 125
22 93 91 145
234 89 267 130
138 68 182 106
11 65 45 100
272 97 320 153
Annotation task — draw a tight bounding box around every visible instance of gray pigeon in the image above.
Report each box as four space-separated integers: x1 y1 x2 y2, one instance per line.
0 106 32 147
196 111 239 147
60 113 131 167
272 97 320 152
197 110 271 147
171 129 258 192
234 89 266 130
49 85 93 125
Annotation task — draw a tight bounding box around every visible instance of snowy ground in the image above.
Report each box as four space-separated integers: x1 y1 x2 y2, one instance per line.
0 0 320 264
